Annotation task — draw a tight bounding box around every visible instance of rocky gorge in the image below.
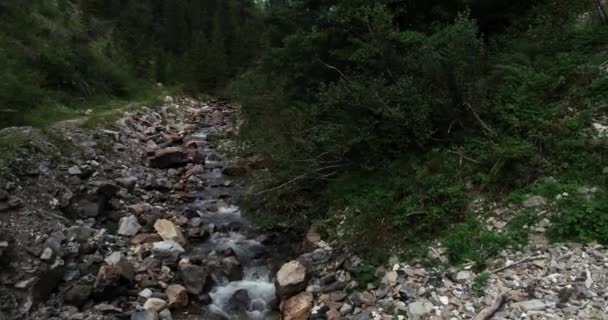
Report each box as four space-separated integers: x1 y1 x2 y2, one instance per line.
1 96 607 320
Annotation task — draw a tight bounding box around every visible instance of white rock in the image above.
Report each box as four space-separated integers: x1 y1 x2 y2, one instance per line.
40 247 53 260
104 252 123 265
143 298 167 312
68 166 82 175
118 215 142 236
456 271 471 282
139 288 153 299
516 299 546 311
439 296 449 305
408 300 433 316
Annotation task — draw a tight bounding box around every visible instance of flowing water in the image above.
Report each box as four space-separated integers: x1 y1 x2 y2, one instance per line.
186 120 283 319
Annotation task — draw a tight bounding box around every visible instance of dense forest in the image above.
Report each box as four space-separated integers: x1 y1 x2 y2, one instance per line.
1 0 608 262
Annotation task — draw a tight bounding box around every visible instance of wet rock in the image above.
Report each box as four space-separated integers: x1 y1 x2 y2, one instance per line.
118 215 142 236
276 260 308 299
166 284 188 308
154 219 186 244
152 240 185 262
179 264 209 295
227 289 251 313
64 285 93 307
282 291 313 320
149 147 190 169
220 256 243 281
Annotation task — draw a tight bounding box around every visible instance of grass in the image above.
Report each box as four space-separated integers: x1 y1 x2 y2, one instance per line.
472 272 491 296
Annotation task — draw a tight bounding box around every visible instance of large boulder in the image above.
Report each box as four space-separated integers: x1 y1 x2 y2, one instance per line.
282 292 313 320
149 147 191 169
275 260 307 299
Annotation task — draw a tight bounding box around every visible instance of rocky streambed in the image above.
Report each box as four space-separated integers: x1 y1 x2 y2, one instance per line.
0 97 311 320
2 96 607 320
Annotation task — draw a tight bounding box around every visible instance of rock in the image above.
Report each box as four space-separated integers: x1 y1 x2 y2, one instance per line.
159 309 172 320
382 270 398 286
276 260 308 299
68 166 83 176
67 226 96 242
93 263 134 299
359 291 375 306
154 219 186 244
179 264 209 294
326 308 340 320
220 256 243 281
118 215 142 236
523 195 547 208
222 165 248 176
227 289 251 312
456 270 471 282
149 147 190 169
282 291 313 320
516 299 546 311
166 284 188 308
144 298 168 312
139 288 154 299
131 233 162 245
104 251 124 265
31 265 65 304
339 303 353 315
408 300 434 317
64 285 93 307
152 240 185 262
131 310 159 320
116 176 138 190
40 247 53 260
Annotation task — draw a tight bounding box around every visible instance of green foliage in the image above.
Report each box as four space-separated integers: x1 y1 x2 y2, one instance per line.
472 272 491 296
233 0 608 261
354 263 381 289
442 220 510 268
550 191 608 243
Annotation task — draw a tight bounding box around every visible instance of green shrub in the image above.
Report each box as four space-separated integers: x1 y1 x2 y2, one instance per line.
550 191 608 243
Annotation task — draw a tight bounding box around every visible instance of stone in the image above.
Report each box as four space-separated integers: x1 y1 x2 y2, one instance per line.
139 288 154 299
93 263 134 298
159 309 172 320
227 289 251 313
67 226 96 242
68 166 83 176
516 299 546 311
144 298 168 312
359 291 375 306
152 240 185 262
339 303 353 315
118 215 142 236
64 285 93 307
327 308 340 320
282 291 313 320
31 265 65 304
383 271 398 286
149 147 190 169
154 219 186 244
104 251 124 265
408 300 434 317
116 176 138 190
131 310 159 320
40 247 53 260
166 284 188 308
179 264 209 295
276 260 308 299
456 270 471 282
131 233 162 245
523 196 547 208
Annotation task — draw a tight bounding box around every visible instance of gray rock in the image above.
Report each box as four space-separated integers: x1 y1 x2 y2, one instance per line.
68 166 83 176
179 264 209 295
0 189 7 200
408 300 434 317
118 215 142 236
523 196 547 208
152 240 184 262
7 196 23 208
116 176 138 190
40 247 53 260
159 309 172 320
64 285 93 307
67 226 96 242
456 270 471 282
516 299 546 311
